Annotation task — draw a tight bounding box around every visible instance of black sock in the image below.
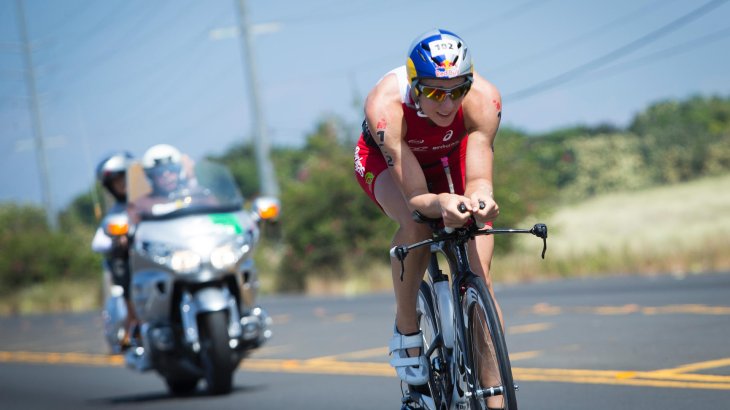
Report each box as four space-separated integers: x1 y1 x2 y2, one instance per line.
396 327 420 337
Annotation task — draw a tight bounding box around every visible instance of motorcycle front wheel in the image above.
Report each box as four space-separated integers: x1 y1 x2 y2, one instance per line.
165 375 199 396
199 311 235 395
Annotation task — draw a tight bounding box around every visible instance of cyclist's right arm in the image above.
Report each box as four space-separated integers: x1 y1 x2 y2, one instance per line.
364 73 468 226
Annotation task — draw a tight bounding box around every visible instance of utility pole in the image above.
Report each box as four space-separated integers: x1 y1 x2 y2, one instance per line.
16 0 56 230
234 0 279 197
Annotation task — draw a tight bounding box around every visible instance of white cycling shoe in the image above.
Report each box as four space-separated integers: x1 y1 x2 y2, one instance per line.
389 327 429 386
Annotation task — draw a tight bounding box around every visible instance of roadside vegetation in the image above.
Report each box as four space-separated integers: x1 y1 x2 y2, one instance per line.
1 94 729 314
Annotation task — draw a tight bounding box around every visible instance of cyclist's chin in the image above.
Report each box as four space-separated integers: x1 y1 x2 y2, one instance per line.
427 111 458 127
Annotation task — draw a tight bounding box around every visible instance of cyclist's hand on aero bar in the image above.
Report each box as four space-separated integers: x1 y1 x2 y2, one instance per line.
469 193 499 226
438 193 472 228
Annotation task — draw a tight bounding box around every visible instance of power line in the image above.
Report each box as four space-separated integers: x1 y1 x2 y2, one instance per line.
51 21 236 145
269 0 439 26
94 55 230 141
505 0 729 102
575 25 730 84
48 1 222 95
43 0 134 60
41 2 177 83
31 0 94 40
488 0 676 75
461 0 553 34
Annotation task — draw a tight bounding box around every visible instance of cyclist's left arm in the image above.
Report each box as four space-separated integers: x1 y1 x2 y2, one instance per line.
463 72 502 224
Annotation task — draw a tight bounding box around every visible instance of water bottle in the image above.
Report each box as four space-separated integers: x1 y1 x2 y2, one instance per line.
434 280 455 349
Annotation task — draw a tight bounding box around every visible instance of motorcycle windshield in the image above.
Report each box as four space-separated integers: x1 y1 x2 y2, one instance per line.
127 159 244 220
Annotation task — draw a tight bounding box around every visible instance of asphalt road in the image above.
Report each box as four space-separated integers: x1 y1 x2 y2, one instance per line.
1 272 729 409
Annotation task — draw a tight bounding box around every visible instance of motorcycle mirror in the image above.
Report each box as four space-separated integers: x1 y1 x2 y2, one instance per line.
103 214 130 236
252 196 280 222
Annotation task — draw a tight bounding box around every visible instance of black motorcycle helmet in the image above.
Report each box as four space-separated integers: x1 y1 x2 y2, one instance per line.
96 151 134 203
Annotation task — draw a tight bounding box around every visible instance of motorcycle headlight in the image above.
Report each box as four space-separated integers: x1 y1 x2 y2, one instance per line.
210 234 252 270
170 250 201 273
141 242 202 274
211 244 243 270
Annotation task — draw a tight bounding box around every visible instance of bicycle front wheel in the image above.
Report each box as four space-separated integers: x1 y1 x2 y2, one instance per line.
461 276 517 410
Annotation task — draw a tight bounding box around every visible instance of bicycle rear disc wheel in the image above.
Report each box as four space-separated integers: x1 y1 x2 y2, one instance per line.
417 281 448 410
461 276 517 410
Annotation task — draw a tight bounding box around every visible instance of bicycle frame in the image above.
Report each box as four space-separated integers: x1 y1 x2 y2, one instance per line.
432 227 493 406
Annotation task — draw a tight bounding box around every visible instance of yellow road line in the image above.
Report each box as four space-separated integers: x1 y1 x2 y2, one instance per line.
514 367 730 383
0 351 123 367
242 358 394 377
642 304 730 315
508 322 553 335
515 368 730 390
2 350 729 390
308 346 389 362
529 303 730 316
652 357 730 375
509 350 541 361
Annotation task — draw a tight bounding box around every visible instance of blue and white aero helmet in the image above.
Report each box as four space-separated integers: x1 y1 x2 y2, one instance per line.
406 29 473 94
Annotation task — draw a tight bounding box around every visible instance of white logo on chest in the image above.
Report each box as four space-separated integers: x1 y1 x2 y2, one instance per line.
442 130 454 142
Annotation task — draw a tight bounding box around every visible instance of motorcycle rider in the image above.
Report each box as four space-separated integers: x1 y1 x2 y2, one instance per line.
130 144 198 220
92 151 136 349
144 144 187 196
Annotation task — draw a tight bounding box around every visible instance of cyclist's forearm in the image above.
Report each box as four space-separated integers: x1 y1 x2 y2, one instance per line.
464 179 494 199
408 192 458 218
407 192 448 219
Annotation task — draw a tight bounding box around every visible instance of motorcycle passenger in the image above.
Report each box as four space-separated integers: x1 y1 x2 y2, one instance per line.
352 29 503 409
92 151 137 349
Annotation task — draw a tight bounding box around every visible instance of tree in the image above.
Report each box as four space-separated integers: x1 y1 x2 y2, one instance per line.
277 118 393 291
493 128 555 251
630 95 730 183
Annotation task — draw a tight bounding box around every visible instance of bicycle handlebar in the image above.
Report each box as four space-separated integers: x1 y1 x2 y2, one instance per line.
389 219 548 281
390 222 548 259
390 203 548 281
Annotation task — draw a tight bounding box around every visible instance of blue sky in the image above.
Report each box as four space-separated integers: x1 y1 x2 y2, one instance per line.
1 0 729 212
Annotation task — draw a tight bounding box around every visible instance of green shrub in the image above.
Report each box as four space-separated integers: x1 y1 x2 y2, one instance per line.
0 203 100 296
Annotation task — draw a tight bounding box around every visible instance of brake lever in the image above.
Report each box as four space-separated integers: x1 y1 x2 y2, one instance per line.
530 223 548 259
390 245 408 281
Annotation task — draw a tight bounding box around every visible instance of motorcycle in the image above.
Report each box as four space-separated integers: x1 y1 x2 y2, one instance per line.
101 159 279 395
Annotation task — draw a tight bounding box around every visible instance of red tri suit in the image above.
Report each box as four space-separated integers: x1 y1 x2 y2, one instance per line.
354 65 469 210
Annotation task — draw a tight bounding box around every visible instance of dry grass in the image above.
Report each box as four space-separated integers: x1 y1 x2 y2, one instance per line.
0 278 101 316
493 174 730 282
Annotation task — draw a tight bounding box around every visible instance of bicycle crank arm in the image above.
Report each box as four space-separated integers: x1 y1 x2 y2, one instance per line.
424 333 443 358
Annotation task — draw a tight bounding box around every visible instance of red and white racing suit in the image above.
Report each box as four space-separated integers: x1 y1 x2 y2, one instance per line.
354 66 469 210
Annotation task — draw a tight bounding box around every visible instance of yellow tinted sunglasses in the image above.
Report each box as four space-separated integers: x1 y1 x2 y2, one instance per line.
416 80 472 102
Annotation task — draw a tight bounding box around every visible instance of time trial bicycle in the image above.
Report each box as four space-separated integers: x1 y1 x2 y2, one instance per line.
390 206 547 410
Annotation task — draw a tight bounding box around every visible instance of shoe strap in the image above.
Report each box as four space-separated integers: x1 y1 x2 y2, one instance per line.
390 355 423 368
389 332 423 354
